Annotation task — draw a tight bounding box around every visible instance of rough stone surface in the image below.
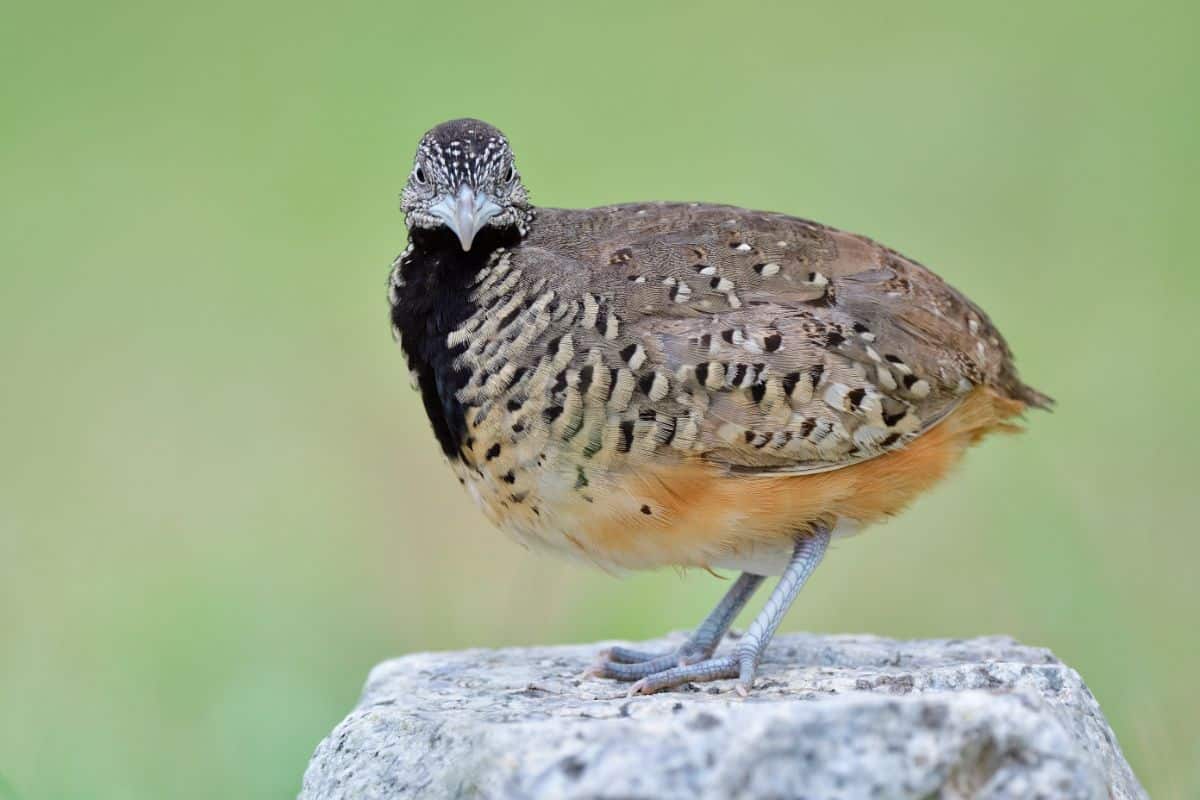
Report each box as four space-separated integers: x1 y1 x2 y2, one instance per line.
300 633 1144 800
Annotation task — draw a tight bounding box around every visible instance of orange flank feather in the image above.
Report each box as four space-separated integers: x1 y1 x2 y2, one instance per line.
565 387 1026 572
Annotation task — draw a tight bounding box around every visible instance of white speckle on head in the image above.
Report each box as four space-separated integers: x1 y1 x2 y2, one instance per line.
698 265 717 276
808 272 829 288
715 277 734 292
673 282 693 302
726 291 742 309
968 318 980 334
734 242 752 252
758 262 781 277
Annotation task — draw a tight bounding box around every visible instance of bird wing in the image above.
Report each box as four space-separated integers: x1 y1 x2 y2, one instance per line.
469 203 1046 474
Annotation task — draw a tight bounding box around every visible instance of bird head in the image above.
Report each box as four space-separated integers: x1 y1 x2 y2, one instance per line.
400 118 530 251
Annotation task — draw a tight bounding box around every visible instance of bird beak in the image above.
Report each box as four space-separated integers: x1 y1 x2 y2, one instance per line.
428 184 503 251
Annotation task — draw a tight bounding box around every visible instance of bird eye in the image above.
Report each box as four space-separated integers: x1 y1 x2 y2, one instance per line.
414 167 426 184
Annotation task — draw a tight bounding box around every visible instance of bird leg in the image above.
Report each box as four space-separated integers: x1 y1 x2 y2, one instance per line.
602 527 830 695
588 572 765 680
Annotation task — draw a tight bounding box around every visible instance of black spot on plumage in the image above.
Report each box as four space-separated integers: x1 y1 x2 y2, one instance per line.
721 329 736 344
883 408 908 427
577 364 594 395
847 388 866 408
506 397 523 412
545 335 563 356
730 364 748 385
881 433 902 448
698 333 712 350
750 382 767 403
511 421 525 433
639 408 657 421
604 368 620 401
485 443 501 460
743 430 756 444
551 371 568 394
501 470 516 484
902 374 920 389
825 331 845 348
543 405 564 423
852 322 870 334
798 417 816 437
617 420 635 452
885 354 904 364
594 306 608 332
638 372 656 395
619 342 639 363
782 371 801 396
694 362 710 386
693 264 710 273
640 504 652 515
763 332 782 352
809 364 825 387
710 277 723 289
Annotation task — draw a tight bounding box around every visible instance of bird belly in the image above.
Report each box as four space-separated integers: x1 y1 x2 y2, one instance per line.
456 387 1022 574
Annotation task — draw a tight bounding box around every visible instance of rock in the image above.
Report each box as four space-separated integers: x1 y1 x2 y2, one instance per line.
300 633 1144 800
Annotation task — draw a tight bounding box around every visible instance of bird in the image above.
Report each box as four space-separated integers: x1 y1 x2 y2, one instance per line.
388 118 1050 696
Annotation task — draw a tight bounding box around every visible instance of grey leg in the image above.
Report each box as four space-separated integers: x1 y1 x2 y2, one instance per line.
626 527 831 696
589 572 765 680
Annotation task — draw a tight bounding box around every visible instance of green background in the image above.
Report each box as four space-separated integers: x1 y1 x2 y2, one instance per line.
2 1 1196 797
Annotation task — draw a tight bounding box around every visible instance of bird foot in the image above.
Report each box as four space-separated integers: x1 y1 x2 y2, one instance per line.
586 645 757 695
626 655 745 695
584 642 714 681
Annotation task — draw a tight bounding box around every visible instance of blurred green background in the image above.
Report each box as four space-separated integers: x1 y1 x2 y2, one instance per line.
2 1 1196 797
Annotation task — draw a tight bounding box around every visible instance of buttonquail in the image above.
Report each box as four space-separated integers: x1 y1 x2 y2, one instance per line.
389 118 1050 695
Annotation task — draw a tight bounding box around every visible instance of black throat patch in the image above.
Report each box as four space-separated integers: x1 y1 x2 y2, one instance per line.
390 225 523 460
